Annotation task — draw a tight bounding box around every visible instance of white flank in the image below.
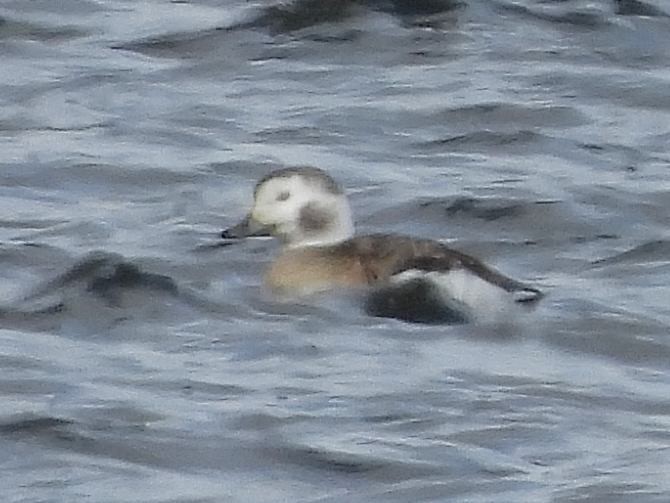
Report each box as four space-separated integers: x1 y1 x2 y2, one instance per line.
391 268 515 324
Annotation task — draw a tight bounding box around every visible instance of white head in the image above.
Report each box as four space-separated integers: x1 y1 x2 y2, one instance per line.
222 167 355 248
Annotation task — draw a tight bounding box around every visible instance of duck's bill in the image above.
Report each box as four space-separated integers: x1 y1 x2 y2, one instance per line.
220 214 272 239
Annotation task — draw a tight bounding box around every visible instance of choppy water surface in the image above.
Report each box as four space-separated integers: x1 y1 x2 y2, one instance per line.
1 0 669 501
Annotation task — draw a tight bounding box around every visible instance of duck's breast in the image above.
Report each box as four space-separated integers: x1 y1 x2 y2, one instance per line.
265 248 368 296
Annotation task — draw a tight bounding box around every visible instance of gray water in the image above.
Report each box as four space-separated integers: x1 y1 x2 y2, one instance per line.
1 0 670 501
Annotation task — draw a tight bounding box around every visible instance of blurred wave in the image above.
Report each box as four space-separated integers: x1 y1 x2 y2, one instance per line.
1 0 669 501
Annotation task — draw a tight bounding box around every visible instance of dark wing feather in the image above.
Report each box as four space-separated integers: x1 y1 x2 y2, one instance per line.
343 234 543 303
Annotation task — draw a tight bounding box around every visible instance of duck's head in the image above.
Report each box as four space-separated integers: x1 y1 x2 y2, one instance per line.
221 167 354 248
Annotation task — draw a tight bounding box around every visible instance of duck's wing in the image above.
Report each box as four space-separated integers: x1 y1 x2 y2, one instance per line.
395 244 543 304
344 234 543 323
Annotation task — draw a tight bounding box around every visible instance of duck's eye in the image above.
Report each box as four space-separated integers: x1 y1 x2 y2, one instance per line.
276 191 290 201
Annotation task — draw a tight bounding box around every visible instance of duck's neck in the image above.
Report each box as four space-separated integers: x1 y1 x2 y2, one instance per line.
286 223 354 249
287 204 355 249
279 196 355 249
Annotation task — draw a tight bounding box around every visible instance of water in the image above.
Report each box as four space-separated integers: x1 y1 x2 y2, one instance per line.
1 0 669 501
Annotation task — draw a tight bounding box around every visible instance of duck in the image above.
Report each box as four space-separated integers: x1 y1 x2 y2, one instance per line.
221 166 543 324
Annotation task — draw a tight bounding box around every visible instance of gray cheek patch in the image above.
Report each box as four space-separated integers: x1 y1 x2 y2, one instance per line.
298 203 333 235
